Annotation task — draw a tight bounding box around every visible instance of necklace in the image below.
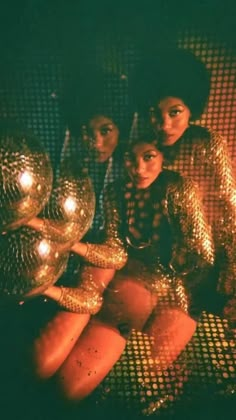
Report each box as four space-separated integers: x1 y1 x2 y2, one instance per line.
124 183 153 250
125 234 151 249
96 156 113 231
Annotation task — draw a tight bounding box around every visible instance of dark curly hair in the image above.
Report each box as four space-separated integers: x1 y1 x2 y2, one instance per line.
61 62 126 137
129 48 211 120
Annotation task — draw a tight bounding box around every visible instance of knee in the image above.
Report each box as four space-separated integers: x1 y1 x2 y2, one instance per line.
57 370 98 402
145 308 197 367
32 350 59 380
56 365 104 403
31 312 91 379
57 320 127 401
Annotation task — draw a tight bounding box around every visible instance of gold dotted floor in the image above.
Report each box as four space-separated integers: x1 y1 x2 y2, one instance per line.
0 306 235 420
91 312 236 417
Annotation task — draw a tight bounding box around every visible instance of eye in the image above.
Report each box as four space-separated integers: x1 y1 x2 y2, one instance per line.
100 126 113 135
169 109 182 117
143 153 156 161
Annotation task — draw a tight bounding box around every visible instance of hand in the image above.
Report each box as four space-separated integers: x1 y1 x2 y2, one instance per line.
42 285 62 302
71 241 88 257
26 216 45 231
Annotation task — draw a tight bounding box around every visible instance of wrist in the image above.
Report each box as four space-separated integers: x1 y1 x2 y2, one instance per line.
42 286 62 302
84 242 89 257
71 242 89 258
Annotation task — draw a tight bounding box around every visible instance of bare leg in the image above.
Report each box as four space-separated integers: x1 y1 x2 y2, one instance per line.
33 311 90 379
138 308 197 415
57 318 126 401
32 266 115 379
143 307 197 369
53 266 155 401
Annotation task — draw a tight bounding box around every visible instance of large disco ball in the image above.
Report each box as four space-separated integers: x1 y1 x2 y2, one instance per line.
0 226 69 300
40 157 95 246
0 123 95 301
0 122 53 232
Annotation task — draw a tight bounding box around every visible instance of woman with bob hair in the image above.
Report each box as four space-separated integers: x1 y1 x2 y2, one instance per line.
44 131 214 407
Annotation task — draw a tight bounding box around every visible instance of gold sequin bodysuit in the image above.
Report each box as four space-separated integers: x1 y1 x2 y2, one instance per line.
84 169 214 318
160 125 236 322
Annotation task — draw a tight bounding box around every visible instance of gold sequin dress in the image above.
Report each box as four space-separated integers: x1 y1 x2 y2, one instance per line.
85 168 214 319
160 125 236 323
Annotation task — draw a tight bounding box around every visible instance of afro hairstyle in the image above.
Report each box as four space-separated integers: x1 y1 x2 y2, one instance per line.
129 48 211 120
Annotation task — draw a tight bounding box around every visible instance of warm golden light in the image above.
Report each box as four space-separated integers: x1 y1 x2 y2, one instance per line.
63 196 77 215
18 170 34 191
37 239 51 258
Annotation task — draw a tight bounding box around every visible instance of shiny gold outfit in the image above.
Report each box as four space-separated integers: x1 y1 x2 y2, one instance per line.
58 265 104 314
160 125 236 322
63 167 214 318
57 125 236 320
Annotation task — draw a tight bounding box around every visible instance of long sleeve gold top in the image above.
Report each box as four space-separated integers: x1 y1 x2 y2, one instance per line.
54 181 128 314
160 125 236 303
83 184 128 270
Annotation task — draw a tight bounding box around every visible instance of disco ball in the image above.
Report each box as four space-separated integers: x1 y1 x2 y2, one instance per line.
0 123 53 232
0 226 69 300
40 159 95 246
0 123 95 301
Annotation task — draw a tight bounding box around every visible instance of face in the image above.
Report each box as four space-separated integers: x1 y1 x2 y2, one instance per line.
124 142 163 189
82 115 119 163
150 97 191 146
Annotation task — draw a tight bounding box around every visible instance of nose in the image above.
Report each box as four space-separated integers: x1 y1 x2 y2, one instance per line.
158 115 172 132
134 159 145 174
92 132 104 149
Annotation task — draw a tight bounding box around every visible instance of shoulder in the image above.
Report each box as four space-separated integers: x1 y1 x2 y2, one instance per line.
207 128 227 147
160 169 185 187
187 125 226 145
185 124 210 141
161 169 198 198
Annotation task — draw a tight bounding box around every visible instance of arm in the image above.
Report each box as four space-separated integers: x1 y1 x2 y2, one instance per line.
207 130 236 295
42 265 108 314
208 130 236 207
72 182 128 270
41 264 117 314
27 184 128 269
40 183 127 313
166 176 214 274
144 175 214 318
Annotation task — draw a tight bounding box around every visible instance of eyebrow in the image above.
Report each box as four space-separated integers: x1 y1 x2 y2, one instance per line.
129 148 159 157
90 122 113 129
169 104 185 109
142 148 158 153
125 147 159 158
97 123 113 129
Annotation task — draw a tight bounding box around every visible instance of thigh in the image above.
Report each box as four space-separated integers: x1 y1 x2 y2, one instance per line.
143 307 197 369
32 266 116 379
57 318 126 400
33 311 91 379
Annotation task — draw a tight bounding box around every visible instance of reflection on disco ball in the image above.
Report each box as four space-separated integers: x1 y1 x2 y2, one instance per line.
0 226 69 300
41 162 95 246
0 123 53 232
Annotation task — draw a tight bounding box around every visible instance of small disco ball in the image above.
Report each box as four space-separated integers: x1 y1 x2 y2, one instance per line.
0 226 69 300
41 158 95 246
0 122 53 232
